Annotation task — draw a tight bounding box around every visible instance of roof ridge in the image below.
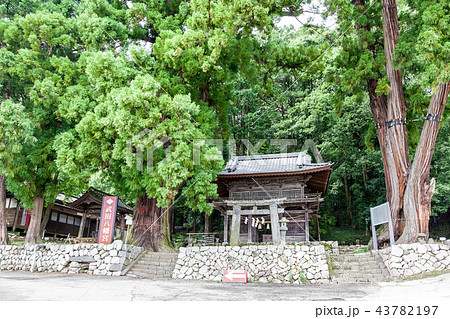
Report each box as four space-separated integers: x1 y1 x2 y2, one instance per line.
232 152 302 161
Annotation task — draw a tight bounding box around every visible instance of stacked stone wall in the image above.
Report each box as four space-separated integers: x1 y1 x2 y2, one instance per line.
172 242 337 284
378 243 450 277
0 241 143 276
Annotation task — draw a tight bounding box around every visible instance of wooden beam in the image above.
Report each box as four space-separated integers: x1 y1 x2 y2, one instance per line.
77 212 87 238
223 198 287 206
120 214 125 239
225 208 284 216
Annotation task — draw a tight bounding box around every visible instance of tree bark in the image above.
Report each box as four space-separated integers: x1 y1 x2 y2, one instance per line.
351 0 448 244
39 201 54 238
132 194 175 251
353 0 407 240
0 175 8 245
398 82 450 243
24 196 44 245
381 0 411 238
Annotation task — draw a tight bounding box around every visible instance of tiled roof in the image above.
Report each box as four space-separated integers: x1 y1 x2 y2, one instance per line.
85 187 134 212
219 151 332 176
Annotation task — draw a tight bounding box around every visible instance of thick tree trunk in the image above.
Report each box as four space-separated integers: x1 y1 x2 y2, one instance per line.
367 80 405 241
354 0 447 244
354 0 407 240
132 194 174 251
24 196 44 245
381 0 411 237
39 201 54 238
0 175 8 245
398 82 450 243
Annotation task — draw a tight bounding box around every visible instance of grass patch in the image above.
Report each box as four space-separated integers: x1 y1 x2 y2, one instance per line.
352 248 370 254
321 227 370 244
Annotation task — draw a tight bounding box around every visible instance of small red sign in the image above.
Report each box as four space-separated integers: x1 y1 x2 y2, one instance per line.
98 196 118 244
24 209 31 227
222 270 248 283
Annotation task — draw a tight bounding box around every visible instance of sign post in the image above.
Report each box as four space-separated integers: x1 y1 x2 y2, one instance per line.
98 196 118 244
222 270 248 283
370 202 395 250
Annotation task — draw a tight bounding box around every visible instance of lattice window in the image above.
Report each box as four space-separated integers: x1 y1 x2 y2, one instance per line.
252 190 280 200
231 191 250 200
281 189 303 198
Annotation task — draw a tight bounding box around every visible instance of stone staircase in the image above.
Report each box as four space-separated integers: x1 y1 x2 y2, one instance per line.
330 245 388 284
126 252 178 279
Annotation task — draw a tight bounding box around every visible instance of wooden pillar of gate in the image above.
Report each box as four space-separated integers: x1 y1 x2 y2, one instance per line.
230 205 241 246
270 203 280 245
223 215 228 243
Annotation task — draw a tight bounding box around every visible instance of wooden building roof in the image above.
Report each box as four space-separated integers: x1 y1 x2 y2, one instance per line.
216 152 333 196
69 187 133 215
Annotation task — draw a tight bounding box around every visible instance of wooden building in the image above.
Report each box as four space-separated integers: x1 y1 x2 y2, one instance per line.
212 152 332 245
5 188 133 239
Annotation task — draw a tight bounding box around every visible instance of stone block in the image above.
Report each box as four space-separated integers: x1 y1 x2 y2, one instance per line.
391 246 403 257
69 256 95 263
114 240 123 251
199 265 209 275
108 263 122 272
435 253 446 261
417 245 427 254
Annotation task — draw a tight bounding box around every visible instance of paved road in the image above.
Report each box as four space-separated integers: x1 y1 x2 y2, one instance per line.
0 271 449 301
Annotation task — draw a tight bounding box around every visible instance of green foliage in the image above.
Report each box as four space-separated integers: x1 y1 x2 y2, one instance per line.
1 0 448 238
431 120 450 216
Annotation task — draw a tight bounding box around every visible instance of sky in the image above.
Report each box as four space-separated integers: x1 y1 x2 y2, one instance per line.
276 0 336 29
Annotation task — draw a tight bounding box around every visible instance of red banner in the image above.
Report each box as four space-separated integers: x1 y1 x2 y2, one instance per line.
25 209 31 227
98 196 118 244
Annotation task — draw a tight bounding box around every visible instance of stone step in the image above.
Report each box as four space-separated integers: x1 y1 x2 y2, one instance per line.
333 272 385 279
144 252 178 260
333 270 383 277
131 263 175 270
332 260 379 266
126 251 177 279
330 250 388 284
127 271 172 279
128 266 173 274
128 269 172 276
136 260 175 267
331 256 374 262
139 258 177 263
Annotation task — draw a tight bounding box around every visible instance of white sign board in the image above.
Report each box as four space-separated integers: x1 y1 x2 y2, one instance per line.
370 202 395 250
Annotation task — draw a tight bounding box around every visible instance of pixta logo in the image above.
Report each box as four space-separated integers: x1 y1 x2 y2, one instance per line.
126 129 323 175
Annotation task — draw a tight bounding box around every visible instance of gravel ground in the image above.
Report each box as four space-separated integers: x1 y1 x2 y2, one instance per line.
0 271 449 301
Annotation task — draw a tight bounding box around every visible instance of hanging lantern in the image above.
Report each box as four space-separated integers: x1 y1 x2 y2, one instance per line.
280 217 288 229
266 222 270 230
258 223 262 230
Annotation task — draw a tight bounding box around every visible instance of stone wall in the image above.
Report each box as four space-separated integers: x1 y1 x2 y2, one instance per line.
378 243 450 277
0 241 143 276
172 243 335 284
